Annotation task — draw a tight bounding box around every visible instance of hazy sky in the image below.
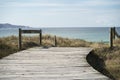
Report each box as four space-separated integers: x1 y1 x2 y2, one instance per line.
0 0 120 27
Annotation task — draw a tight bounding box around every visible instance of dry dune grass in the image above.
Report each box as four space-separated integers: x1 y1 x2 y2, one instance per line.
0 35 92 58
0 35 120 79
93 39 120 80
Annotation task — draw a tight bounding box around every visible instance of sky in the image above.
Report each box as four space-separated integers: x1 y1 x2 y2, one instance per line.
0 0 120 27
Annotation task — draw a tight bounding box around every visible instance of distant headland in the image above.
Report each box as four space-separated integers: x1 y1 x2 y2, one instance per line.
0 23 30 28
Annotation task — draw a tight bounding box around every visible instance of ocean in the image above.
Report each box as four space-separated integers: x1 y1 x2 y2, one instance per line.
0 27 120 42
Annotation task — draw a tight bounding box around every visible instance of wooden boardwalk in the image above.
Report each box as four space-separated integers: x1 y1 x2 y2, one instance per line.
0 47 110 80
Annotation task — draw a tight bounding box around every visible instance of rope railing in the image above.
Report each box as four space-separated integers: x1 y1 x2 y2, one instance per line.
115 29 120 38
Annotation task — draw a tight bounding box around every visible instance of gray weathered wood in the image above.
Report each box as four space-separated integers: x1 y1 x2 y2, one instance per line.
110 27 120 48
0 47 110 80
18 28 22 50
39 29 42 45
110 28 113 48
22 30 40 33
54 35 57 47
113 27 115 39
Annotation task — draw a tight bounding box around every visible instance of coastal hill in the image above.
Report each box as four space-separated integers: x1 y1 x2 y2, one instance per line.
0 23 30 28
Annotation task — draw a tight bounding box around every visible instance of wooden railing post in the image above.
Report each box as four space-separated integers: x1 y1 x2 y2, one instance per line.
40 29 42 46
54 35 57 47
18 28 22 50
113 27 115 39
110 27 113 48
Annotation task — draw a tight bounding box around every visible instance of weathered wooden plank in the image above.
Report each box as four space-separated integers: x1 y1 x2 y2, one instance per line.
0 47 110 80
0 73 108 78
0 77 109 80
21 30 41 33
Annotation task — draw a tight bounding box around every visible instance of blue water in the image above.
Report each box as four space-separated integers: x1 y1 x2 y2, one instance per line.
0 27 120 42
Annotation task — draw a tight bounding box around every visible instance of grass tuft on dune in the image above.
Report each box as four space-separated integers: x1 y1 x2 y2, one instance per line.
93 40 120 80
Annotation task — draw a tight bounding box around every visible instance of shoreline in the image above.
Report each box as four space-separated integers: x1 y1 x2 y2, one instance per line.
0 27 111 42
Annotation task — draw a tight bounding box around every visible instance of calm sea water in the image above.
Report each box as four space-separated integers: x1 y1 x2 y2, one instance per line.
0 27 120 42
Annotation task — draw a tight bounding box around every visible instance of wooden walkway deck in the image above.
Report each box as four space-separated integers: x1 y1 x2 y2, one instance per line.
0 47 110 80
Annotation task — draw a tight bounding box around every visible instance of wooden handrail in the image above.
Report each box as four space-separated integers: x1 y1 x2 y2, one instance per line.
115 29 120 38
18 28 42 50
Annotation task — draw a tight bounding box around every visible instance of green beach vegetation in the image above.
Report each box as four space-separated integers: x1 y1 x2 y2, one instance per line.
0 35 120 80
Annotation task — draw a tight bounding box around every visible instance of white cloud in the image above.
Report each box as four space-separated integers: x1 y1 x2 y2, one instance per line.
1 0 120 8
0 0 120 27
82 0 120 6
